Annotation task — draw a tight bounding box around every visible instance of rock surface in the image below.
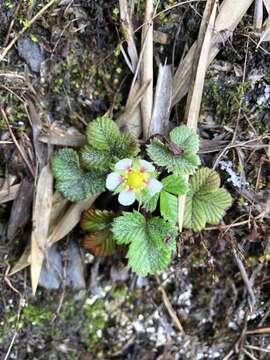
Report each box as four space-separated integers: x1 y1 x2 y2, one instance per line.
17 38 44 72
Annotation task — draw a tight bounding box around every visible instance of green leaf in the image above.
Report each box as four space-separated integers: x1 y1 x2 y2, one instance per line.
81 116 139 172
183 167 232 231
170 126 199 153
162 175 188 195
112 212 177 276
112 211 145 245
142 192 159 212
80 145 112 172
147 139 200 175
52 149 105 202
160 191 178 224
80 209 116 232
86 116 120 151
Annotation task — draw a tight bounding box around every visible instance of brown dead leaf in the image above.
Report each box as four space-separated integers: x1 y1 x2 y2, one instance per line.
31 164 53 295
48 194 99 246
7 179 34 241
0 184 20 204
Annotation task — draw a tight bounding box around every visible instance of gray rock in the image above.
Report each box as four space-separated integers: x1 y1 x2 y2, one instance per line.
64 241 86 289
39 245 62 290
17 37 44 72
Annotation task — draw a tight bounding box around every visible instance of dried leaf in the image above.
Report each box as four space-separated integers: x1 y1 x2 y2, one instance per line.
119 0 138 72
141 0 153 139
7 179 34 241
8 242 31 276
148 64 172 137
264 0 270 13
48 195 99 246
31 165 53 295
215 0 254 32
172 0 254 105
254 0 263 31
39 126 85 147
0 184 20 204
258 16 270 43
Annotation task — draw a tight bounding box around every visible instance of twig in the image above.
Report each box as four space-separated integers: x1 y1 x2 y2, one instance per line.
155 275 185 336
242 349 259 360
0 0 58 61
232 248 256 312
1 108 35 177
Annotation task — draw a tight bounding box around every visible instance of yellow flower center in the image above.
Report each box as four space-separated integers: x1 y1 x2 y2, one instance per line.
124 169 148 191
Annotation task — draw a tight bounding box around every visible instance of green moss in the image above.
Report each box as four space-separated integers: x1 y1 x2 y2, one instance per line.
82 299 108 347
21 303 53 326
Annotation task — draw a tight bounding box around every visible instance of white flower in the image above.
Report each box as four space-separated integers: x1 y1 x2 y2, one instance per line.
106 158 163 206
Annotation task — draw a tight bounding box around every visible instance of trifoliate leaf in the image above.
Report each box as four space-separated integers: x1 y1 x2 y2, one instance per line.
147 139 200 175
81 229 118 256
189 167 220 194
80 209 116 232
52 149 105 202
86 116 120 151
81 117 139 172
183 167 232 231
170 126 199 153
112 211 146 245
112 212 177 276
161 174 188 195
80 145 112 172
160 191 178 224
142 192 159 212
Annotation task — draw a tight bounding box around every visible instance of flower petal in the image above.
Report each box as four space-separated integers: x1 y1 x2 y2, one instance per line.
139 159 155 172
118 189 136 206
106 172 122 191
115 158 132 171
147 178 163 196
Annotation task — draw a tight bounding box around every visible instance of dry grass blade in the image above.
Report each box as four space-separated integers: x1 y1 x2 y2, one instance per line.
117 80 150 138
39 127 85 147
9 192 69 276
246 327 270 335
31 165 53 295
141 0 153 139
172 0 254 105
264 0 270 13
119 0 138 72
254 0 263 31
0 184 20 204
178 0 217 232
48 195 99 246
215 0 254 32
7 179 34 241
148 64 172 137
258 16 270 44
8 243 31 276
